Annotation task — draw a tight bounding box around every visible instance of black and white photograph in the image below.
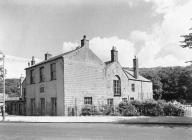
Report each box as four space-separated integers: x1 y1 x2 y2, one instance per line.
0 0 192 139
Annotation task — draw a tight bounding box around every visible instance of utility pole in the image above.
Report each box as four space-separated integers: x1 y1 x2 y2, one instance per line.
0 52 5 121
2 54 5 121
20 74 23 99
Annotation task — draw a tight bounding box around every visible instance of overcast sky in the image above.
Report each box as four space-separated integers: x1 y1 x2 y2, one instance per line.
0 0 192 78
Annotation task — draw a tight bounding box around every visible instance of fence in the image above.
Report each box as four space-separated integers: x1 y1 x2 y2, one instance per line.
184 105 192 117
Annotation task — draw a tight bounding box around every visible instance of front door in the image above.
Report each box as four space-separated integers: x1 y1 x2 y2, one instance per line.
40 98 45 116
51 98 57 116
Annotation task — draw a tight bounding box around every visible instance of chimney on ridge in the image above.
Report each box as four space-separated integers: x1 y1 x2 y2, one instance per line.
81 35 89 48
111 46 118 62
133 56 139 79
45 53 52 60
31 56 35 66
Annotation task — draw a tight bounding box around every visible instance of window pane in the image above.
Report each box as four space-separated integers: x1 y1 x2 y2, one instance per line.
84 97 92 105
40 67 45 82
107 98 113 106
51 63 56 80
30 70 35 84
131 84 135 92
114 77 121 96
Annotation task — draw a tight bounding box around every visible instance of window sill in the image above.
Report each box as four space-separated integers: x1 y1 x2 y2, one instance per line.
114 95 121 97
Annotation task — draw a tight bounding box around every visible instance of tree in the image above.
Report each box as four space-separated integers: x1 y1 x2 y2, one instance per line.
181 30 192 48
140 66 192 102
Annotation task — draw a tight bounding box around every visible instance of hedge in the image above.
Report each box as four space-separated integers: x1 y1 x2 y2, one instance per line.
81 100 185 116
118 100 185 116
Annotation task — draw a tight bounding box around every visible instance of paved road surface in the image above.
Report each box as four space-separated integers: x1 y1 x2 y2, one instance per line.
0 123 192 140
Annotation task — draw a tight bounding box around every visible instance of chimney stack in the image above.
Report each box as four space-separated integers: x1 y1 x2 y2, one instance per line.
81 35 89 48
31 56 35 66
111 46 118 62
45 53 52 60
133 56 139 79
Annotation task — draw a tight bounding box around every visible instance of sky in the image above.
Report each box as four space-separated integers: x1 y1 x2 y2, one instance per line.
0 0 192 78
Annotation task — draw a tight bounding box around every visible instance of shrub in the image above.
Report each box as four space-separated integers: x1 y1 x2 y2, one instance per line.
163 103 184 116
118 101 138 116
97 105 114 115
130 100 143 115
128 99 184 117
81 105 97 116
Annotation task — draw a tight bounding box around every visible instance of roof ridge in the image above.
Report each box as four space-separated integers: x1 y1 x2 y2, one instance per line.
26 46 82 69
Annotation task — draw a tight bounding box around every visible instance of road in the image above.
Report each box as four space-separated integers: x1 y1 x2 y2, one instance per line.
0 123 192 140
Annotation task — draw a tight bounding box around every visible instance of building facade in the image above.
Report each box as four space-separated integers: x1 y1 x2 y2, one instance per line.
24 36 153 116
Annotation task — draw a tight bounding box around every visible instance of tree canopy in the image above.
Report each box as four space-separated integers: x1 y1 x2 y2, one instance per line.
140 66 192 103
181 28 192 48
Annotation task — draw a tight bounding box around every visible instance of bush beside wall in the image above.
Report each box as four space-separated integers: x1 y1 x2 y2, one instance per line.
118 100 184 117
80 100 185 116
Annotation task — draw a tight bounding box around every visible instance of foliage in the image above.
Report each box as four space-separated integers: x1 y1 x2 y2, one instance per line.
118 100 184 117
97 105 115 115
81 104 117 116
118 101 139 116
163 103 184 116
140 66 192 102
180 32 192 48
0 78 20 97
81 105 97 116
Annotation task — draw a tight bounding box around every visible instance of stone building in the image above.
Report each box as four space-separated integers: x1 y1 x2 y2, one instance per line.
24 36 153 116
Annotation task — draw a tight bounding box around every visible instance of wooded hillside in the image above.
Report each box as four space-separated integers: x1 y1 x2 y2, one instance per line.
0 79 20 97
140 65 192 103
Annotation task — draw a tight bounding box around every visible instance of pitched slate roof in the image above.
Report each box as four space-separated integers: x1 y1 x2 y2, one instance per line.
104 61 151 82
25 46 82 69
123 67 151 82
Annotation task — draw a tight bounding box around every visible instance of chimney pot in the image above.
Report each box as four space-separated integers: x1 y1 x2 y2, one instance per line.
81 35 89 48
111 46 118 62
31 56 35 66
45 53 52 60
133 56 139 79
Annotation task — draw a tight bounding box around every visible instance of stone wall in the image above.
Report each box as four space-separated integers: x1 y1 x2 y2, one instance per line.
24 44 153 116
25 58 64 116
63 47 106 115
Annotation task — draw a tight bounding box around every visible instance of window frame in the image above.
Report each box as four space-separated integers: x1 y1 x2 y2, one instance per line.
50 63 56 80
22 88 26 99
39 66 45 82
122 98 127 102
131 84 135 92
40 86 45 93
113 76 121 97
51 97 57 116
107 98 114 106
84 97 92 105
30 69 35 84
40 98 45 116
30 98 35 115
